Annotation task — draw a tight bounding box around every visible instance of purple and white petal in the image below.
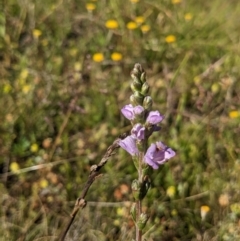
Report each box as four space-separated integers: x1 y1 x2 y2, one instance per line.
131 123 145 140
119 136 139 156
121 104 135 120
144 141 175 169
146 111 164 125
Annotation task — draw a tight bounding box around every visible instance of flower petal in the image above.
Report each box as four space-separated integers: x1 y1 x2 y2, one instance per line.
144 141 175 169
121 104 134 120
131 123 145 140
146 111 164 125
119 136 139 156
133 105 144 115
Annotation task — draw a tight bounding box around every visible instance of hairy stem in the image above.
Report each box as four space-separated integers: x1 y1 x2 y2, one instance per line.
135 152 144 241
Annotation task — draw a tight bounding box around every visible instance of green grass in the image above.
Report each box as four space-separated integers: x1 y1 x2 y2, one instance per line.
1 0 240 240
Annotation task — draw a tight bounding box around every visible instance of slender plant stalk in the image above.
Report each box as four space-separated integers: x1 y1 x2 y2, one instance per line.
59 134 126 241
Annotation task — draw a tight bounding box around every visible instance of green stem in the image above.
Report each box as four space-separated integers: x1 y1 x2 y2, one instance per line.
136 151 144 241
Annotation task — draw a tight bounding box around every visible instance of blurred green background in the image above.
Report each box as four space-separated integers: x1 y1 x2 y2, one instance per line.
1 0 240 240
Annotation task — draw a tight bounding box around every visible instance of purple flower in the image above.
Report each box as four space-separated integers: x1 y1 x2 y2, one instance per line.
131 123 145 140
146 111 164 125
119 136 139 156
144 141 175 169
121 104 144 120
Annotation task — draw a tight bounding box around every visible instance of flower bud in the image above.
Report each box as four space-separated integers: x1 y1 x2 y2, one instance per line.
130 92 144 106
131 63 144 80
131 179 140 200
137 213 149 230
130 94 137 106
141 82 149 95
140 72 146 83
143 96 153 110
131 69 140 80
131 82 141 93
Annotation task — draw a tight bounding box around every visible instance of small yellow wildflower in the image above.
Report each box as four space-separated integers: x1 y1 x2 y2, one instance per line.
10 162 20 173
165 35 176 43
105 20 119 29
130 0 139 3
69 48 78 57
85 3 96 11
184 13 193 21
171 209 178 216
200 205 210 220
39 178 49 188
166 186 176 198
93 53 104 62
126 21 138 30
20 69 29 80
116 207 124 216
172 0 181 4
211 83 220 93
135 16 145 24
30 143 39 153
74 62 82 71
111 52 122 61
22 84 31 94
3 83 12 93
141 24 150 33
229 110 239 119
32 29 42 38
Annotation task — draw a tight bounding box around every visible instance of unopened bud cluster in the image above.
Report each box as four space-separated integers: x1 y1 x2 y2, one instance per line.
130 63 152 110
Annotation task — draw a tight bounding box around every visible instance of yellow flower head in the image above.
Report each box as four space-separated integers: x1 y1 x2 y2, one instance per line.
20 69 29 80
200 205 210 220
10 162 20 173
229 110 239 119
135 16 145 24
3 83 12 93
165 35 176 43
166 186 176 198
39 178 49 188
171 209 178 216
127 21 138 30
172 0 181 4
111 52 123 61
130 0 139 3
105 20 119 29
33 29 42 38
22 84 31 94
93 53 104 62
74 62 82 71
30 143 39 153
141 24 150 33
184 13 193 21
85 3 96 11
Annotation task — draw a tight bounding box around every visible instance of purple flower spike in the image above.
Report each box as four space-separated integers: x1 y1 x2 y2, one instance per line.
146 111 164 125
121 104 144 120
119 136 139 156
131 123 145 140
144 141 175 169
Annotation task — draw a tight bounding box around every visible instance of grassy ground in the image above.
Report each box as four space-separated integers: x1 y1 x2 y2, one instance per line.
1 0 240 240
